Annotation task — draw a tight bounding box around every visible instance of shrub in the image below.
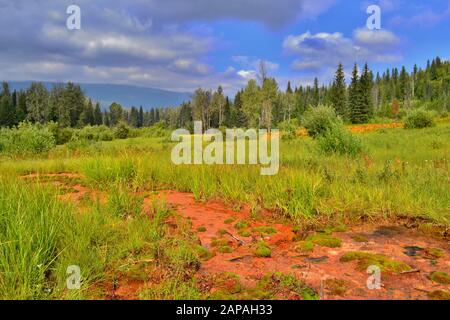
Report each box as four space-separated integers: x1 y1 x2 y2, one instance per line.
114 122 130 139
404 108 435 129
302 106 343 138
317 125 363 157
0 122 56 156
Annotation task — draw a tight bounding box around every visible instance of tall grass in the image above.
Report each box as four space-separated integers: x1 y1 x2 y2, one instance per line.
0 177 71 299
1 124 449 227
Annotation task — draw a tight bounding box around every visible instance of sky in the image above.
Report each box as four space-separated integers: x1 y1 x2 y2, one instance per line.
0 0 449 95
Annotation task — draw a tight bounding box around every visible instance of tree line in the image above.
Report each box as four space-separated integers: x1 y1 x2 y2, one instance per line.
0 82 168 129
1 57 448 130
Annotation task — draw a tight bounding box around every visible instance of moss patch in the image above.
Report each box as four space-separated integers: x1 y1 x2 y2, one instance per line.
430 271 450 284
424 247 444 259
224 218 236 225
203 272 243 299
352 234 369 243
252 226 277 236
234 220 250 230
218 246 233 254
249 273 319 300
196 246 214 261
254 241 271 258
340 251 412 273
428 290 450 300
307 234 342 248
238 229 251 237
324 279 348 296
294 240 314 254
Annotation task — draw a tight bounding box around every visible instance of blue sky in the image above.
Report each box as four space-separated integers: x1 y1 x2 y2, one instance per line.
0 0 449 94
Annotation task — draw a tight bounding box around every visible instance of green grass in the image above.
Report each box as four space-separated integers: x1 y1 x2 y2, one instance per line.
2 123 448 227
0 121 448 299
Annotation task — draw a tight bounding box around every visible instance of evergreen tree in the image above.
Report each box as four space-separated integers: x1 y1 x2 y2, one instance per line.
232 90 247 128
0 82 15 127
16 91 27 123
94 102 103 125
138 106 144 128
358 63 374 122
348 64 364 124
129 107 139 127
331 63 347 119
312 77 320 107
150 108 155 125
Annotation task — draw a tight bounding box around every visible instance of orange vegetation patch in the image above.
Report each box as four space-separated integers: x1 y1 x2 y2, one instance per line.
348 123 403 133
296 123 403 138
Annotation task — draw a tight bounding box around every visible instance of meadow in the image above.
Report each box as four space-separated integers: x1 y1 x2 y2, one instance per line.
0 119 449 299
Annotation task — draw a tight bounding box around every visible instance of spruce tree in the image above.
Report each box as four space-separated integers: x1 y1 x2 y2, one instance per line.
359 63 374 122
348 64 364 124
94 102 102 125
331 63 347 119
0 82 16 127
138 106 144 128
312 77 320 107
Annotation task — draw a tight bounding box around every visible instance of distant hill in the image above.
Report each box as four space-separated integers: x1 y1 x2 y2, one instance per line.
7 81 192 110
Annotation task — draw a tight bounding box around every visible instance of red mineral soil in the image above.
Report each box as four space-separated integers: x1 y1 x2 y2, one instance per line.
156 190 450 300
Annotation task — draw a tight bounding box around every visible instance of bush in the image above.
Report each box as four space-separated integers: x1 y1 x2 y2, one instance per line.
0 122 56 156
114 122 130 139
302 106 343 138
278 119 298 141
317 125 363 157
404 109 436 129
72 125 115 142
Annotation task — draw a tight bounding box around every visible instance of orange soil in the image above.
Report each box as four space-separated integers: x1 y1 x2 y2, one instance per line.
157 191 449 300
21 174 450 300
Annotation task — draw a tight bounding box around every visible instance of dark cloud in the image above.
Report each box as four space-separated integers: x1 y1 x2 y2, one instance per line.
0 0 335 92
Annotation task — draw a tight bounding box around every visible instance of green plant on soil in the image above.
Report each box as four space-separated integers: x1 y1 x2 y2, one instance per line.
425 248 444 259
294 241 314 254
427 290 450 300
352 234 369 243
429 271 450 284
249 273 319 300
234 220 250 230
139 279 201 300
306 234 342 248
340 252 412 273
204 273 243 299
252 226 277 236
238 229 252 237
324 279 348 296
196 246 214 261
197 226 207 232
218 246 233 254
254 241 272 258
224 218 235 225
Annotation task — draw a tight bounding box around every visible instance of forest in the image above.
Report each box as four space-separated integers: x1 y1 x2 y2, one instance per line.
1 57 449 132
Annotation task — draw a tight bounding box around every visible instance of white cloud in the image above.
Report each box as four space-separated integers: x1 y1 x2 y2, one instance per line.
237 70 257 80
353 28 399 47
283 29 402 72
